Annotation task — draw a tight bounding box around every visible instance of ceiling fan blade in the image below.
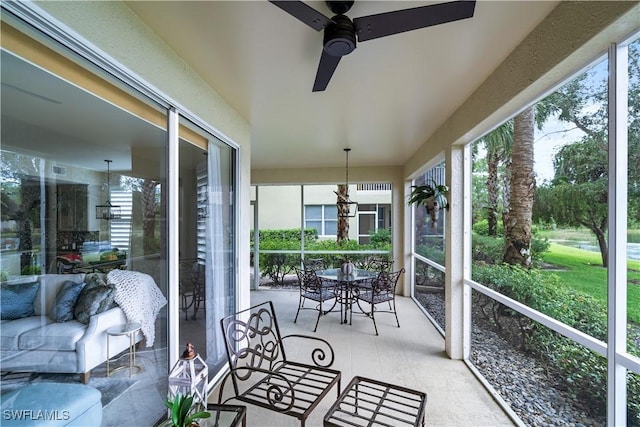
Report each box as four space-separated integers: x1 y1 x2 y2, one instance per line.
269 1 333 31
353 0 476 42
313 51 342 92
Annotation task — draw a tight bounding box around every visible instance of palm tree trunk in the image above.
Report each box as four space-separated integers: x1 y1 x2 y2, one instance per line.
142 179 157 254
486 146 499 236
504 107 535 267
336 184 350 244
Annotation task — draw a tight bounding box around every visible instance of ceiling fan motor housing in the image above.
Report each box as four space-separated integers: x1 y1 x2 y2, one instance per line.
323 14 356 57
326 1 354 15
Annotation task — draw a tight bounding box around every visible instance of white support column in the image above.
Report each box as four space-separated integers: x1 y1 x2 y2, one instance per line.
607 41 628 427
167 108 180 370
391 173 406 294
445 145 470 359
403 179 414 297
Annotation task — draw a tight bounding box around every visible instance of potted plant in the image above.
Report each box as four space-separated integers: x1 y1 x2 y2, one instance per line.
160 392 211 427
408 180 449 229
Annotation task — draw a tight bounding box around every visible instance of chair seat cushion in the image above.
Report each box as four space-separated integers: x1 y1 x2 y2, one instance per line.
357 292 393 304
302 289 335 302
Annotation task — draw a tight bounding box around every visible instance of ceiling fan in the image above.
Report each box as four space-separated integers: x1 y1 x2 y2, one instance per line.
269 0 477 92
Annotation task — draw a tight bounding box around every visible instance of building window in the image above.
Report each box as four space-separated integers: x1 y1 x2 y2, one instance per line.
305 205 337 236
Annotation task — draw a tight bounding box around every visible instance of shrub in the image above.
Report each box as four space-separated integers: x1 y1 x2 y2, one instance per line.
472 263 639 421
369 228 392 248
415 244 445 265
256 228 391 284
258 239 301 285
306 239 371 267
471 232 549 265
472 233 504 264
472 219 503 236
253 228 318 244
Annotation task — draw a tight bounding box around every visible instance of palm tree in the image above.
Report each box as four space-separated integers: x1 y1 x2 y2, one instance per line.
336 184 349 244
480 122 513 236
503 107 536 267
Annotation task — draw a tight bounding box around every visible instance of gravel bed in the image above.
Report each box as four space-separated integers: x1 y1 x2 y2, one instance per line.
415 291 606 427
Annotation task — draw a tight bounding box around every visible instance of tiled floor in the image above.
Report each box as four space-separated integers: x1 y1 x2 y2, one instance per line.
97 288 515 425
210 289 515 427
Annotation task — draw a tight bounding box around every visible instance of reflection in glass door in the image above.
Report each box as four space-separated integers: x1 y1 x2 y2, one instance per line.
178 118 236 376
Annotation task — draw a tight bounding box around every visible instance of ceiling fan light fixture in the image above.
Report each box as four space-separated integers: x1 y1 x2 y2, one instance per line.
323 15 356 56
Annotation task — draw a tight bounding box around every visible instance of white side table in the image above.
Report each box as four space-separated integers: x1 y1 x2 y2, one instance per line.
106 322 142 378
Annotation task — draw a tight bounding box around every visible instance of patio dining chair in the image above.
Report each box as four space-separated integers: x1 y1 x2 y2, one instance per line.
303 257 326 270
218 300 342 427
368 256 394 273
353 268 405 335
294 267 338 332
178 259 205 320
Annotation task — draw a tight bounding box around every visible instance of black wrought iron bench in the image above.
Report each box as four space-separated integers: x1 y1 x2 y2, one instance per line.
218 300 342 427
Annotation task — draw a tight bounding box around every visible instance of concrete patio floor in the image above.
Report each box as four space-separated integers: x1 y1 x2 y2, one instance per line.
212 289 515 426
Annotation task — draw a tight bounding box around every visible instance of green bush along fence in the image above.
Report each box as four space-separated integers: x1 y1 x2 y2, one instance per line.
472 263 639 423
254 228 392 285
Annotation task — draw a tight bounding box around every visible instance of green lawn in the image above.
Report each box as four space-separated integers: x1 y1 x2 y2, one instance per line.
541 243 640 323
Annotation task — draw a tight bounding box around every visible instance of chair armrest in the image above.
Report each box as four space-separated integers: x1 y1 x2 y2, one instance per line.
281 334 335 368
219 366 295 412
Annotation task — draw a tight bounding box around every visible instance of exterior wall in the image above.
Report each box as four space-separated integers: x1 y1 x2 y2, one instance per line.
255 184 391 240
257 186 301 230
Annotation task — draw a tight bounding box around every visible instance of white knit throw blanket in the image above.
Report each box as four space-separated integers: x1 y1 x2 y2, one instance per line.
107 270 167 347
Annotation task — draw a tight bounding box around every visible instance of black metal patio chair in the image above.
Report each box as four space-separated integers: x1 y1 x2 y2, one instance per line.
302 257 326 270
218 300 342 427
353 268 405 335
294 267 338 332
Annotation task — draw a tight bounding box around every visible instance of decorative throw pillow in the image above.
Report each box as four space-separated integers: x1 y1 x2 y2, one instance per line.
51 280 85 322
0 280 40 320
84 273 107 289
73 284 115 325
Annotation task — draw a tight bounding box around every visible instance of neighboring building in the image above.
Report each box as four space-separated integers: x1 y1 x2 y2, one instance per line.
253 184 391 244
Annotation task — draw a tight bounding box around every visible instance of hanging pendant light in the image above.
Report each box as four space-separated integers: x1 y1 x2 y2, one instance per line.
336 148 357 218
95 160 122 220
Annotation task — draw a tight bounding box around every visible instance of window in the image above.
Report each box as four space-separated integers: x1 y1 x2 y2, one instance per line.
305 205 337 236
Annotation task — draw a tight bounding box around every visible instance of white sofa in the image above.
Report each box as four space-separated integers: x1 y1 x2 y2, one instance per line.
0 273 141 383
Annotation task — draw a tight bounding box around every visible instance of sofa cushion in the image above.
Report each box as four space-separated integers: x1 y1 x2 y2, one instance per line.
0 316 52 350
74 284 115 325
18 320 86 351
51 280 86 322
34 274 86 316
0 280 40 320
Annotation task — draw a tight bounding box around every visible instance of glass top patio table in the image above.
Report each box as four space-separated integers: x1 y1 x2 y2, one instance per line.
316 268 378 324
316 268 378 283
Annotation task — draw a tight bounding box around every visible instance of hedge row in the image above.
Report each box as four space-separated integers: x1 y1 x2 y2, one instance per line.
472 263 639 423
255 228 392 285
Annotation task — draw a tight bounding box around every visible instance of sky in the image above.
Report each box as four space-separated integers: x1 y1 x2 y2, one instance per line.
534 117 586 183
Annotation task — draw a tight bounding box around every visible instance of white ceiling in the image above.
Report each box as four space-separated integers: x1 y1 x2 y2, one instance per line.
125 0 559 170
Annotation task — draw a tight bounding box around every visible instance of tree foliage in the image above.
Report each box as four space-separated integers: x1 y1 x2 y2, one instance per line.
533 40 640 266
